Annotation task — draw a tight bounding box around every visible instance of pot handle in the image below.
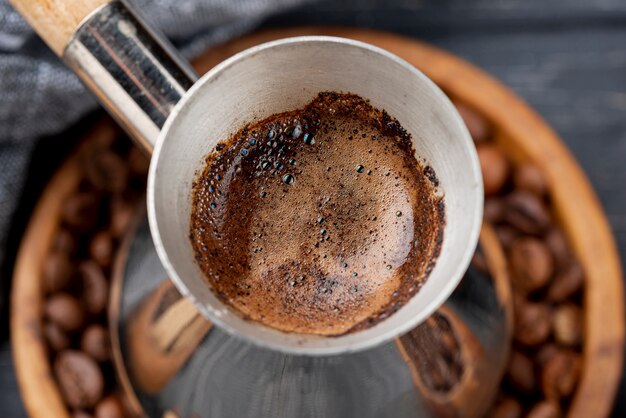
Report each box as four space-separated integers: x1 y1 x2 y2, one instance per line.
9 0 197 152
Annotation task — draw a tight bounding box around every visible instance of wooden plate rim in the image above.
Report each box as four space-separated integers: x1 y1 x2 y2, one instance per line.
11 27 624 418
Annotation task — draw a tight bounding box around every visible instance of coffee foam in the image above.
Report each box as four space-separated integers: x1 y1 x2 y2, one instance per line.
190 92 444 335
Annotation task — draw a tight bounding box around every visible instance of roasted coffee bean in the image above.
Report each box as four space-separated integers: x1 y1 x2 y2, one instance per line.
43 251 74 293
514 300 551 347
535 343 559 367
80 261 109 316
509 237 554 292
547 262 584 303
90 231 114 268
506 351 536 393
495 225 519 250
504 191 551 235
513 164 547 197
110 198 134 239
81 324 111 362
541 349 581 400
477 143 510 195
84 151 128 193
43 321 70 352
545 228 571 269
484 198 505 223
128 146 150 176
94 394 124 418
454 102 491 142
45 293 84 332
62 192 100 231
553 304 583 347
488 397 522 418
526 401 561 418
54 228 77 255
54 350 104 409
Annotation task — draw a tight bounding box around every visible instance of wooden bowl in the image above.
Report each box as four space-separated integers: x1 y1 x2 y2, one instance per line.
12 28 624 418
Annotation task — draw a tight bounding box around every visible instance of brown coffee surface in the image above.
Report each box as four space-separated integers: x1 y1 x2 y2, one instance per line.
190 92 444 336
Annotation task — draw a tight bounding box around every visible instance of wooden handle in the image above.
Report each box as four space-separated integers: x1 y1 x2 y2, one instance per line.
10 0 110 55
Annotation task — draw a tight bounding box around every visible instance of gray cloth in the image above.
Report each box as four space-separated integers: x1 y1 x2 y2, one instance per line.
0 0 311 276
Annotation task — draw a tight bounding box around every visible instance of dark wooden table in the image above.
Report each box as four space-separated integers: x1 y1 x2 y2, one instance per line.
2 0 626 416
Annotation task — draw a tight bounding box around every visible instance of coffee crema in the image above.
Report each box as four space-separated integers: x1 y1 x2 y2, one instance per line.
190 92 444 336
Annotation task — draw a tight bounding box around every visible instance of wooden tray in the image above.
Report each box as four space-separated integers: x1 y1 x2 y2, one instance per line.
12 27 624 418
